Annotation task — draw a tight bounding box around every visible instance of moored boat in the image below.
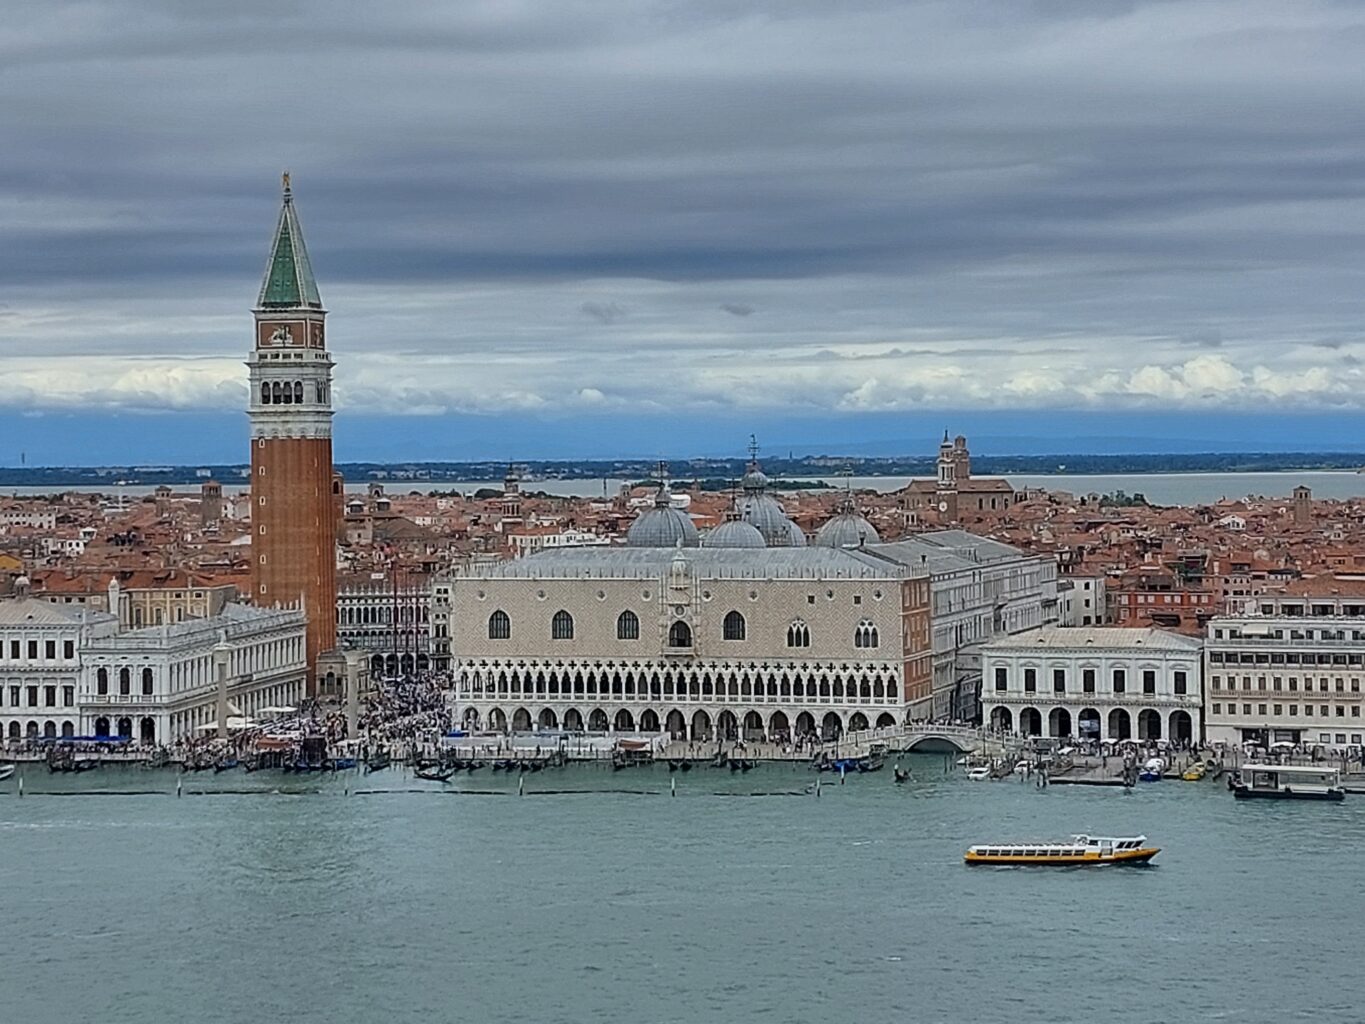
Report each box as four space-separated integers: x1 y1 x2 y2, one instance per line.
1138 757 1165 782
1231 763 1345 802
0 764 14 782
965 834 1159 866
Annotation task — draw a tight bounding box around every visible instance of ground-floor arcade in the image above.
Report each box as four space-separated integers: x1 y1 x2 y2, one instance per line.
984 701 1200 745
458 700 904 743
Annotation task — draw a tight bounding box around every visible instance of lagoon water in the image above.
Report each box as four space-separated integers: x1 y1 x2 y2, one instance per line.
11 470 1365 505
1 759 1361 1024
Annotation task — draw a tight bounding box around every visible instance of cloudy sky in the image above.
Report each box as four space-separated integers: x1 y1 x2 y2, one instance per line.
5 0 1365 463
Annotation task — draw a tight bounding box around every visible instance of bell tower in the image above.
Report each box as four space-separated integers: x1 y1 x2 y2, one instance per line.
248 174 337 692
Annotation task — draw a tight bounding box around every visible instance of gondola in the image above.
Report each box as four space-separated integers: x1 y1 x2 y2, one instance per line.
893 767 910 784
668 760 680 772
413 764 457 782
331 756 358 770
466 761 484 772
364 753 391 773
213 757 239 773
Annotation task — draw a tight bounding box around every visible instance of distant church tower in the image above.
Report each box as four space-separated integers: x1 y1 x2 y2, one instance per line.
1293 485 1312 527
248 174 338 692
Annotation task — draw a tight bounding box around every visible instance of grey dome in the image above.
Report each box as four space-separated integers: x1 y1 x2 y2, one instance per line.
739 494 806 547
814 512 880 548
627 506 699 548
627 483 700 548
703 518 767 549
740 467 770 493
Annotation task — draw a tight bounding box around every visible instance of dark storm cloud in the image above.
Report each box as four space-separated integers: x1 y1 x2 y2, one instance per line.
5 0 1365 415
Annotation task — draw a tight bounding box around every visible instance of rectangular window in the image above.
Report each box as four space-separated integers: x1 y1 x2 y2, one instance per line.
43 686 55 707
994 667 1007 692
44 640 55 660
26 686 37 707
1258 704 1267 715
27 641 37 660
1290 705 1298 716
1243 703 1251 715
1142 670 1156 695
1053 669 1065 693
7 686 16 707
62 686 73 708
1024 669 1036 693
1274 704 1282 716
1113 669 1126 694
63 640 74 659
1337 706 1346 717
1173 670 1187 695
1212 703 1221 715
1083 669 1095 693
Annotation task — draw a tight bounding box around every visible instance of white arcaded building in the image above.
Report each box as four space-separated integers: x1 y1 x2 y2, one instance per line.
80 602 308 746
0 597 118 743
981 626 1203 744
448 547 933 742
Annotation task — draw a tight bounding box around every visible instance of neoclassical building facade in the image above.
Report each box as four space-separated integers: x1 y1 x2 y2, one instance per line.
981 626 1203 744
450 548 932 741
80 603 308 745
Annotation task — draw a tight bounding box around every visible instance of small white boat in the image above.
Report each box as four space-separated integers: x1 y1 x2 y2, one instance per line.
1232 763 1345 802
0 764 15 782
966 766 992 781
1138 757 1165 782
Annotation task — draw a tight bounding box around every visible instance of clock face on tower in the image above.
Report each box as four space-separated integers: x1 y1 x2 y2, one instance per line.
938 501 949 512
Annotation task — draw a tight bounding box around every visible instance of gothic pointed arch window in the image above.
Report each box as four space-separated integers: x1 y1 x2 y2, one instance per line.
617 610 640 641
271 381 284 404
294 381 304 404
315 381 325 404
854 619 879 649
668 620 693 648
260 382 271 404
487 610 511 640
786 620 811 648
723 610 746 641
551 609 575 640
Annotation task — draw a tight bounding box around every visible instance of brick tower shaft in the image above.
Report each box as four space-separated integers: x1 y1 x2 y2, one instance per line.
247 175 337 694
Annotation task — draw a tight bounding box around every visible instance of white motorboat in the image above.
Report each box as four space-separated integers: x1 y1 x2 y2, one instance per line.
966 766 992 781
0 764 15 782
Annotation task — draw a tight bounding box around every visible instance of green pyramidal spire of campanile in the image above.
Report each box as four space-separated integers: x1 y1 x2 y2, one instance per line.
257 172 323 309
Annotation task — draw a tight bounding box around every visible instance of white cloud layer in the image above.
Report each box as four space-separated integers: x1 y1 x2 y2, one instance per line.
2 1 1365 419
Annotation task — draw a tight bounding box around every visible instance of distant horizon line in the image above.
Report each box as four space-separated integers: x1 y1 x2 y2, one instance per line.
7 450 1365 472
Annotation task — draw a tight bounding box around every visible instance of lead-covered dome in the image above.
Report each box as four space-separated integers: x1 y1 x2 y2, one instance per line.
703 518 766 549
814 510 880 548
626 483 700 548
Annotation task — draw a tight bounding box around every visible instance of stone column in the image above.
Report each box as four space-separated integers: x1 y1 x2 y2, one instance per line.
213 641 232 741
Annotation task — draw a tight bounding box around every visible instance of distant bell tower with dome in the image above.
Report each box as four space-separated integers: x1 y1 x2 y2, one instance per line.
247 174 339 693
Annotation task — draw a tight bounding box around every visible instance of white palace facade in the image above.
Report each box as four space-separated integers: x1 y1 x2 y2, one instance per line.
80 602 308 746
449 548 933 742
981 626 1203 744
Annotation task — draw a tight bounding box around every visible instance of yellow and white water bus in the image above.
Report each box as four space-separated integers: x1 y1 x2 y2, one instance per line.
964 834 1159 866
